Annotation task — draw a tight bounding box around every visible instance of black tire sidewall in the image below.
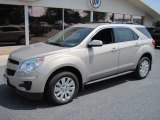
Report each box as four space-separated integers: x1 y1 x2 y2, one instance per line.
47 71 79 105
136 57 151 79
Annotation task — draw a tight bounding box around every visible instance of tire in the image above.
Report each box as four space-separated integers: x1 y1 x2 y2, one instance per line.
46 71 79 105
18 37 25 45
135 57 151 79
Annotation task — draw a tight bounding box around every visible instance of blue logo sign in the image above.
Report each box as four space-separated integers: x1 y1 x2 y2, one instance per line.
90 0 101 8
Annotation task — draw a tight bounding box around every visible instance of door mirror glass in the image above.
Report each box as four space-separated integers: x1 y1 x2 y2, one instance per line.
88 40 103 47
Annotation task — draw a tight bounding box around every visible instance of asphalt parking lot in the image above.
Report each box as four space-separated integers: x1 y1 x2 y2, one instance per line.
0 49 160 120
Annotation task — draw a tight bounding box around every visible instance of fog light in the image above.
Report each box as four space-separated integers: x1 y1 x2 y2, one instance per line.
19 81 32 91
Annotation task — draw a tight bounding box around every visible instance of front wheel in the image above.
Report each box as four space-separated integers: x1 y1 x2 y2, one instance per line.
135 57 151 79
46 71 79 105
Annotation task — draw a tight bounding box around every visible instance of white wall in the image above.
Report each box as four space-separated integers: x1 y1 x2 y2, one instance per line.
143 13 153 27
0 0 145 16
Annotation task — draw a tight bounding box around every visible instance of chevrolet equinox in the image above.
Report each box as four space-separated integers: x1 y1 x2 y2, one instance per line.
4 23 155 105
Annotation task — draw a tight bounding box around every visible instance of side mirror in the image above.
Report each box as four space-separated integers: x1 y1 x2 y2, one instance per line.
88 40 103 47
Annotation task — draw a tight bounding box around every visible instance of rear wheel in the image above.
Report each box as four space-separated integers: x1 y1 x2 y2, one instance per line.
46 71 79 105
135 57 151 79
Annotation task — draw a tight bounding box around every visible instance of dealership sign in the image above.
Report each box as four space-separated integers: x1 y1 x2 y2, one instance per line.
90 0 101 8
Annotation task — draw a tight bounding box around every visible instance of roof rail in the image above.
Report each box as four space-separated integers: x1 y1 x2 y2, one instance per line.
86 22 111 24
111 22 140 25
86 21 141 25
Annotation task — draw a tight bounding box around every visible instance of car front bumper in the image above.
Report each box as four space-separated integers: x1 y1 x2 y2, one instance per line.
3 74 43 100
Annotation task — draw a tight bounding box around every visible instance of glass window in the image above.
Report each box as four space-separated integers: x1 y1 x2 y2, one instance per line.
29 7 90 44
93 12 106 22
65 9 90 24
92 28 114 44
116 28 138 42
124 15 131 22
1 27 20 32
137 27 152 38
29 7 63 44
0 4 25 46
105 13 114 22
133 32 139 40
47 27 93 47
114 13 123 22
133 16 143 24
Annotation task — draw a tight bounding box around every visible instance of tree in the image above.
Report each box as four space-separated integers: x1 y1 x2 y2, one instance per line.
81 11 90 23
154 21 160 27
38 8 82 24
64 9 81 23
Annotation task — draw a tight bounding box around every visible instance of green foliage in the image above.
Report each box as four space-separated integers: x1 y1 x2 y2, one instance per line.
154 21 160 27
64 9 81 23
29 8 90 24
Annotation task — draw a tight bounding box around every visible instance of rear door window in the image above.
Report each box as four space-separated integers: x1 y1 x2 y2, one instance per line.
115 27 139 42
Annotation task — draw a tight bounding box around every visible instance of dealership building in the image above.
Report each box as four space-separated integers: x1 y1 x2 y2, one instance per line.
0 0 160 46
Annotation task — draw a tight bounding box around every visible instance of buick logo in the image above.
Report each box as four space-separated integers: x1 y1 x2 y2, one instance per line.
90 0 101 8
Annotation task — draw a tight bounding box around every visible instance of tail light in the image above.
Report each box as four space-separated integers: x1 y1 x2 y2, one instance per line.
152 40 155 48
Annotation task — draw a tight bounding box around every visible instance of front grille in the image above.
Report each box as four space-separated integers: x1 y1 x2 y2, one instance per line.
8 58 19 65
7 68 16 76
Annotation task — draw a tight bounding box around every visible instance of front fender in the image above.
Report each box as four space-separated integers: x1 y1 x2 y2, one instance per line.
40 55 87 91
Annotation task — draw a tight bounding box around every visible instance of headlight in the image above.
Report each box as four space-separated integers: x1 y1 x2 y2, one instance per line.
20 57 44 72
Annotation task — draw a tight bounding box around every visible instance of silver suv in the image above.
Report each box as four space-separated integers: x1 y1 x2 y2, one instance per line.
4 23 155 105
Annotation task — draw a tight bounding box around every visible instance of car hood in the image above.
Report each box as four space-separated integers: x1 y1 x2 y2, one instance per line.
10 42 69 61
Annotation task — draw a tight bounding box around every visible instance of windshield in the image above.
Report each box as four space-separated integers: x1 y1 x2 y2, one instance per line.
47 27 93 47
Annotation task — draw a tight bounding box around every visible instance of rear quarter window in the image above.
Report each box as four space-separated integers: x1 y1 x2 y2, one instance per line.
136 27 152 38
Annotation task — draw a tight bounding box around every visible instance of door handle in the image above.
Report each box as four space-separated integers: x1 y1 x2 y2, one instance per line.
135 43 140 46
111 48 118 52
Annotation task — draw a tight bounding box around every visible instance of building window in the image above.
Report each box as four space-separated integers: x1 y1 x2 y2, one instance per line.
114 13 123 22
29 7 63 44
105 13 114 22
124 15 131 22
93 11 106 22
0 4 25 46
133 16 143 24
64 9 90 24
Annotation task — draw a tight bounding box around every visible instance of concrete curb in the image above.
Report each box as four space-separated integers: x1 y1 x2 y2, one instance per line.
0 55 9 67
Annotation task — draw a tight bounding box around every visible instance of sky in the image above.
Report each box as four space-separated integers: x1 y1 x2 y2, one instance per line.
144 0 160 13
29 7 45 17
